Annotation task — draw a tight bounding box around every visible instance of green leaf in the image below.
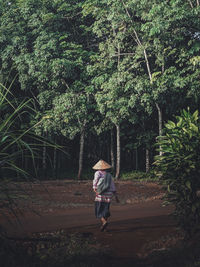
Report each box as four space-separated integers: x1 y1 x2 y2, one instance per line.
1 136 9 143
189 122 198 133
177 117 183 127
165 121 176 129
192 110 199 121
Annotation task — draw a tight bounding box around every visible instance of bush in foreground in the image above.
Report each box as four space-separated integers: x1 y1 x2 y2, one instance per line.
154 109 200 238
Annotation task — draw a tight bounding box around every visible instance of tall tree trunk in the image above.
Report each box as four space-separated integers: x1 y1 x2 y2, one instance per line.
53 147 57 171
115 124 120 179
42 145 46 170
115 41 121 179
53 137 57 178
135 147 138 171
110 128 115 171
156 103 162 137
156 103 163 155
77 130 85 180
122 1 164 157
146 148 150 173
42 142 47 178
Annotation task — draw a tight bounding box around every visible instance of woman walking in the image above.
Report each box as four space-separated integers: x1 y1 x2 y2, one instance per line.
92 159 119 232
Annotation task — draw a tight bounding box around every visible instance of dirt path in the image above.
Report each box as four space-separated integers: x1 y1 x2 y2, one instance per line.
3 200 176 262
1 181 179 266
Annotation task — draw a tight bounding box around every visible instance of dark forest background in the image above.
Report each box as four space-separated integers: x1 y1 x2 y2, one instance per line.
0 0 200 180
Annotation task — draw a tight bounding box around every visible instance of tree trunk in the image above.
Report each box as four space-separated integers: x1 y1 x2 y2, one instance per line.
135 147 138 171
115 124 120 179
53 137 57 178
77 130 85 180
42 144 46 170
187 0 194 8
156 103 162 137
42 142 47 179
110 128 115 171
53 147 57 171
156 103 163 155
56 137 63 178
146 148 150 173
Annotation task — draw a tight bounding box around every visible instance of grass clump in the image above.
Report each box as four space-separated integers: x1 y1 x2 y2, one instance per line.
120 170 158 181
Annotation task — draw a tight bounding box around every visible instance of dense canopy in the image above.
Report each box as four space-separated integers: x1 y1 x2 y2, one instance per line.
0 0 200 179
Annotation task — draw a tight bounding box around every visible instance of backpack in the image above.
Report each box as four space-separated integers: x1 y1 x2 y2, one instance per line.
97 172 112 194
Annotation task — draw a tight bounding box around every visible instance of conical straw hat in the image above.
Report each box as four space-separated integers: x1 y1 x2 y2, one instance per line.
92 159 112 170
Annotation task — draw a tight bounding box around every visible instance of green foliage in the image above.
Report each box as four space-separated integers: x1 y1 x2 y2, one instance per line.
1 0 200 175
0 84 35 178
0 84 58 220
120 170 157 181
154 109 200 237
0 0 90 92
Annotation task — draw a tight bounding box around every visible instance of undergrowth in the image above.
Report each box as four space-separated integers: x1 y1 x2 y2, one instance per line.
0 230 110 267
1 229 200 267
120 170 158 181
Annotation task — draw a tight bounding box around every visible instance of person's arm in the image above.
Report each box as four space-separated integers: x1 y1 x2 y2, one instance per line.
93 171 100 194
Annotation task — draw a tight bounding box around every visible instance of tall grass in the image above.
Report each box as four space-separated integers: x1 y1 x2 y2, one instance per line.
0 83 57 225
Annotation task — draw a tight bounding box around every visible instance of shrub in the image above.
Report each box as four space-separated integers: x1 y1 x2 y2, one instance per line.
120 170 157 181
154 109 200 237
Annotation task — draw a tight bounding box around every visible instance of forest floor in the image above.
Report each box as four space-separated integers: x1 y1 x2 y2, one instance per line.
0 180 193 266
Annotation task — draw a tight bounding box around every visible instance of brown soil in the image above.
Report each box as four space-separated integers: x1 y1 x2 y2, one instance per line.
1 180 182 266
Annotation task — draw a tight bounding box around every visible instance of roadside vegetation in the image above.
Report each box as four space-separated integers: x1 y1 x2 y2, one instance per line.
120 170 157 181
155 109 200 239
1 229 200 267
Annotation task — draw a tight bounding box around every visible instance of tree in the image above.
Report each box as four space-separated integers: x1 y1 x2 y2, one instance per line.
84 0 138 178
119 0 200 141
1 0 200 177
39 80 95 179
84 0 200 168
0 0 97 177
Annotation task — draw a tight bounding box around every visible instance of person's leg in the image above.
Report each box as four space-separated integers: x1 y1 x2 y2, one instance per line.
101 217 107 225
100 216 108 231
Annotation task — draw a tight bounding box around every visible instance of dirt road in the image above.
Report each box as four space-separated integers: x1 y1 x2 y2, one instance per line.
1 181 178 266
3 200 175 260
